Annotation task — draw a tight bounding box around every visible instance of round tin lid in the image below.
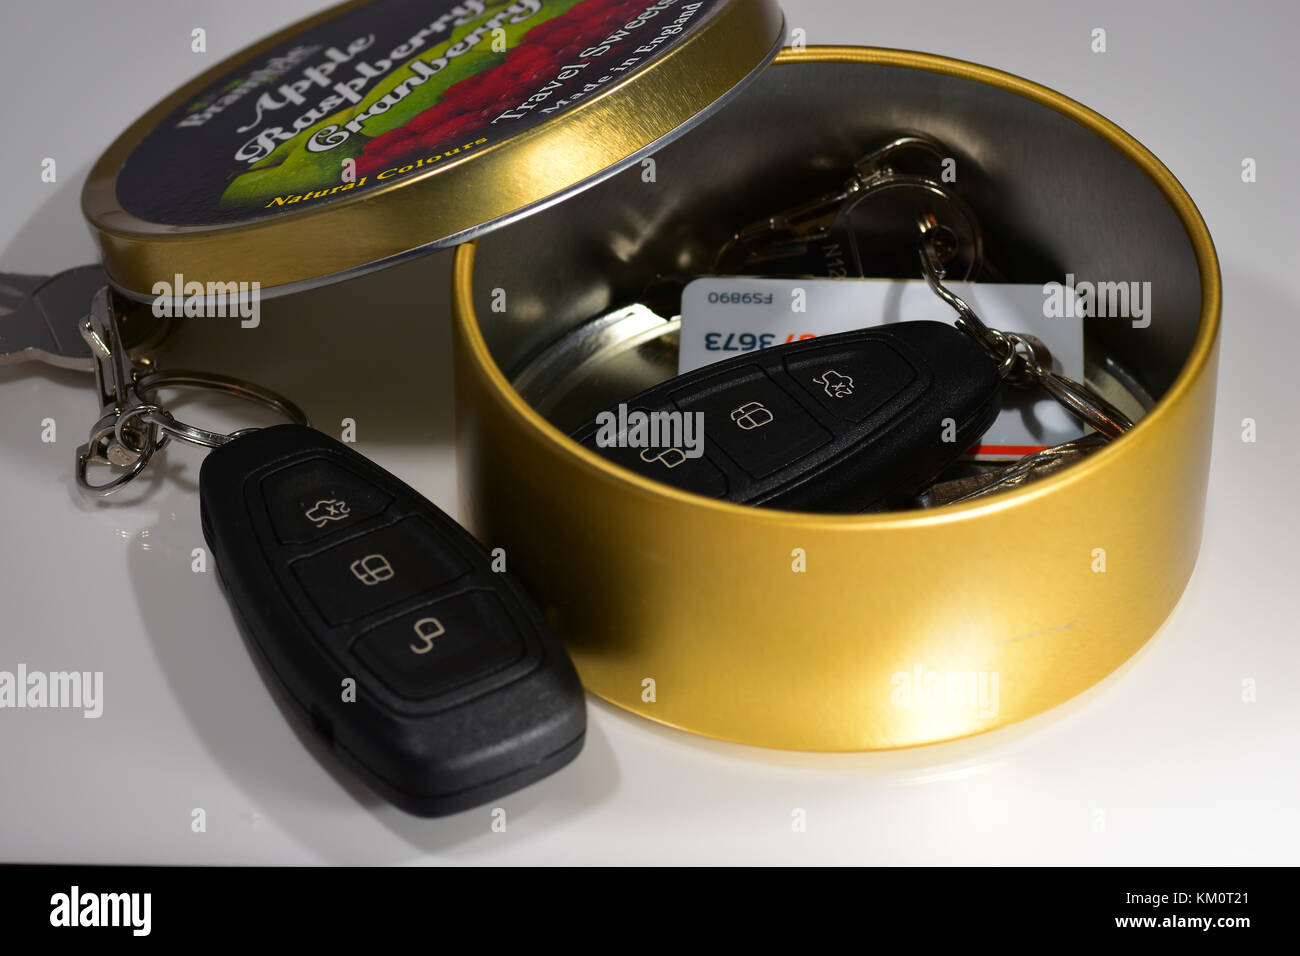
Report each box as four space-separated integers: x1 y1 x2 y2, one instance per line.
82 0 785 300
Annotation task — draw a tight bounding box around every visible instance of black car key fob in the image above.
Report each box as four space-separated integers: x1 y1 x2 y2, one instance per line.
199 424 585 817
571 321 1001 512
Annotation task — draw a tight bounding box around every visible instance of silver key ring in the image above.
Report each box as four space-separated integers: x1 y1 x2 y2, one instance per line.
918 234 1135 440
75 421 161 496
128 370 310 449
78 370 310 497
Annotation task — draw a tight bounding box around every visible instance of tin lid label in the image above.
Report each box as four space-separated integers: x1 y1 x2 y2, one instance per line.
115 0 729 227
85 0 785 296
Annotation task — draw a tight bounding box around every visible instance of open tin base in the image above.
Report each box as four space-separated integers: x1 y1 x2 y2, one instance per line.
453 48 1220 751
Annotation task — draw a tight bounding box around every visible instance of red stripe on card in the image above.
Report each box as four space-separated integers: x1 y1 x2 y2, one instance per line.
972 444 1049 456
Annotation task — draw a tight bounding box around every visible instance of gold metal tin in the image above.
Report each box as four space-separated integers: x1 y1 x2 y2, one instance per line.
82 0 785 299
452 48 1220 751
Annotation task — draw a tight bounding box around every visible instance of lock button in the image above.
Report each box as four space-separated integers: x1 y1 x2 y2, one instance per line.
290 518 471 624
670 367 829 478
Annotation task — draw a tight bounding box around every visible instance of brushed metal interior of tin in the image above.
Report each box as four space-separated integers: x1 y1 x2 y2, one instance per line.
468 60 1202 423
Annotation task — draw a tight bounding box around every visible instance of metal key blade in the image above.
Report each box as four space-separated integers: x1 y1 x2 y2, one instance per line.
0 265 171 371
917 435 1107 508
0 266 110 370
0 271 45 310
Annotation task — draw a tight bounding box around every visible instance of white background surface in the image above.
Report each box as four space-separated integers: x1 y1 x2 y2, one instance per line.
0 0 1296 864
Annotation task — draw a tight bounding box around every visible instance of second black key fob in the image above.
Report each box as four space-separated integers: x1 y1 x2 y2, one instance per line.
199 425 585 817
571 321 1001 512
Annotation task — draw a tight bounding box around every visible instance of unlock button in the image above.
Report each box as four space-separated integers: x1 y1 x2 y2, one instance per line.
354 591 526 699
579 406 729 498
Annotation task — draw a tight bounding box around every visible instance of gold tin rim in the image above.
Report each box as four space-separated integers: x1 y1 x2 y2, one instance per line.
453 45 1222 528
82 0 786 299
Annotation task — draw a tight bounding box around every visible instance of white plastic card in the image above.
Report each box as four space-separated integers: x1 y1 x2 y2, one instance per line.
679 277 1086 457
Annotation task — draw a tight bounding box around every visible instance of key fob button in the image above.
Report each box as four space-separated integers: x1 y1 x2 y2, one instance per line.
354 591 527 700
579 408 729 498
291 517 471 624
262 458 392 543
670 367 829 479
784 340 917 423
